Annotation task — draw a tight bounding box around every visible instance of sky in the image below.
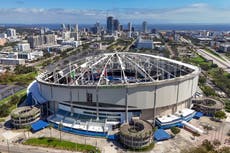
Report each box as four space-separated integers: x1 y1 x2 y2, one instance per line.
0 0 230 24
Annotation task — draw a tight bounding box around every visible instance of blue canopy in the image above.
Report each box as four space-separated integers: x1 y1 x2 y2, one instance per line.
107 134 117 140
31 120 49 132
154 129 171 141
193 112 203 119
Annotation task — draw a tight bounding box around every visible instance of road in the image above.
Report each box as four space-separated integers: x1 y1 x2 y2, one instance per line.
197 49 230 73
0 143 79 153
124 38 136 51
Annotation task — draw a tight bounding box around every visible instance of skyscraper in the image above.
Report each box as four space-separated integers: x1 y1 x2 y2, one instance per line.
61 24 66 31
142 21 147 33
113 19 120 31
128 22 132 31
107 16 114 34
128 22 132 38
67 24 71 32
6 28 16 37
75 24 78 32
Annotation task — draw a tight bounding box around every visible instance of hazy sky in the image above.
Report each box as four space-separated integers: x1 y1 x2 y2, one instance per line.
0 0 230 24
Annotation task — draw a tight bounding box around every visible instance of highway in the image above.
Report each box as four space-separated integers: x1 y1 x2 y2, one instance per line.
197 49 230 73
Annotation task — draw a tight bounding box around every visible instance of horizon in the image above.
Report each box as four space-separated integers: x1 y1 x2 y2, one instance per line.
0 0 230 24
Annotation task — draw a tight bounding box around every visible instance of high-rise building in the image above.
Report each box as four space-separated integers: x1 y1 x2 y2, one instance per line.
142 21 147 33
28 34 56 48
62 31 71 40
70 32 79 41
6 28 16 37
119 25 123 31
61 24 66 31
91 22 101 34
28 35 44 48
75 24 78 32
128 22 132 31
17 43 31 52
113 19 120 31
107 16 114 34
128 22 132 38
44 34 56 45
67 24 71 32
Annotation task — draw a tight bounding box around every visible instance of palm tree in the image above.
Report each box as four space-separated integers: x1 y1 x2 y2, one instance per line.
58 122 63 141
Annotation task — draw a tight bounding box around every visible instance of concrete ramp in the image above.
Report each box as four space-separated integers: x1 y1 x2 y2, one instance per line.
182 121 204 134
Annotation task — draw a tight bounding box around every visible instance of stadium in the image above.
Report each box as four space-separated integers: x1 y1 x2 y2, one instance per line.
28 52 200 135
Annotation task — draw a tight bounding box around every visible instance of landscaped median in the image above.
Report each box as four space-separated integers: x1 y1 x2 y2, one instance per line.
23 137 100 153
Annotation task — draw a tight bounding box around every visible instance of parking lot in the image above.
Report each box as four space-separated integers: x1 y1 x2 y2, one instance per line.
0 115 229 153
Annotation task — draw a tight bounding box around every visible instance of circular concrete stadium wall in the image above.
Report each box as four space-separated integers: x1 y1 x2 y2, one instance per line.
36 52 200 123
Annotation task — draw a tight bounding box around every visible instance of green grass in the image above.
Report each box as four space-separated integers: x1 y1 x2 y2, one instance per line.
0 72 37 85
23 137 100 153
190 56 206 63
0 89 26 105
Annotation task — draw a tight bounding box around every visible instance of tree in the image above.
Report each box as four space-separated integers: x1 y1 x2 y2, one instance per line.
214 111 227 120
199 76 206 85
25 125 31 138
202 85 216 96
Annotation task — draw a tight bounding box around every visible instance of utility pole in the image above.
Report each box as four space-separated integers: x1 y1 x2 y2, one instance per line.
7 139 10 153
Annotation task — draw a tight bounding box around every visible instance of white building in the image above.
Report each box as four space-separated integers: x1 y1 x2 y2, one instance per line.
136 37 154 49
0 58 25 65
219 43 230 52
61 40 81 48
6 28 16 37
18 51 43 60
0 33 7 39
62 31 71 40
17 43 31 52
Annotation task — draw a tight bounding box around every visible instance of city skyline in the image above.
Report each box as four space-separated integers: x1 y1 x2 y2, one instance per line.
0 0 230 24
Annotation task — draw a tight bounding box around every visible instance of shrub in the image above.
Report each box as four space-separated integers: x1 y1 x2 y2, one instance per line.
212 139 221 146
170 127 180 135
202 139 214 151
214 111 227 120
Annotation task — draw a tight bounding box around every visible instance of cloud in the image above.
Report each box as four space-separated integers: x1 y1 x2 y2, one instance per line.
0 3 229 24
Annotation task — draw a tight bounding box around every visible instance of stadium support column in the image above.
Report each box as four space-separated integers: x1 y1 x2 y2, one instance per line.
125 87 128 123
96 87 99 120
50 85 54 116
189 79 194 108
70 86 73 116
176 81 180 112
153 85 157 126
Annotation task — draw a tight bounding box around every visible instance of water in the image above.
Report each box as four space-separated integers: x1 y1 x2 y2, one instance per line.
1 23 229 31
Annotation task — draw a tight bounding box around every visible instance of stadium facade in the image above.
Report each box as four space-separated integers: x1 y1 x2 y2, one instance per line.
30 52 200 133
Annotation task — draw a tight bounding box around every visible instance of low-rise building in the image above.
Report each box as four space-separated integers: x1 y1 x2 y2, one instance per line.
136 37 154 49
0 58 25 65
219 43 230 52
18 51 43 60
0 38 7 46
